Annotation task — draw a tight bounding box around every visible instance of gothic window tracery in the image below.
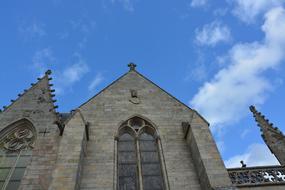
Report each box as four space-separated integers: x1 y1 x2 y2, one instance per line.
0 119 36 190
117 117 165 190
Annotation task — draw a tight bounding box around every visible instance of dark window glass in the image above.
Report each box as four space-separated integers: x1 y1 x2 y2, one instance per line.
0 181 4 189
118 133 138 190
11 167 26 181
139 133 164 190
117 119 165 190
0 168 10 180
6 181 21 190
0 150 32 190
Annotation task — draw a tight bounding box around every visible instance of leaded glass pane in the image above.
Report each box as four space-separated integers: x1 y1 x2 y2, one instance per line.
0 168 10 180
118 176 137 190
141 164 161 176
0 151 17 186
0 150 32 190
140 152 159 163
6 181 21 190
118 133 138 190
118 141 136 152
11 168 26 181
118 164 137 177
139 132 164 190
16 155 31 167
0 181 4 189
143 176 164 190
118 152 136 163
1 154 18 167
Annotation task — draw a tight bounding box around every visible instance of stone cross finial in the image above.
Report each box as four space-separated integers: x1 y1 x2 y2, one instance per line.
128 63 137 71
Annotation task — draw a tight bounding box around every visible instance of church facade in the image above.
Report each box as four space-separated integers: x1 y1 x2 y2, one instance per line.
0 64 285 190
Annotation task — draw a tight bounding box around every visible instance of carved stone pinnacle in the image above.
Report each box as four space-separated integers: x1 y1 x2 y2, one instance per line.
249 105 256 113
128 63 137 71
45 70 52 75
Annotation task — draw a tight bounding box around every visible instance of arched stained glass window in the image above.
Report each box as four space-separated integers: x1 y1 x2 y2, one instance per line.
139 132 164 190
117 117 165 190
0 119 36 190
118 133 138 190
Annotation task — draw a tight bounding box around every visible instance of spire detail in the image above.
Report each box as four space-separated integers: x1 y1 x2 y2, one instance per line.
250 105 278 132
250 105 285 165
128 62 137 71
45 69 52 75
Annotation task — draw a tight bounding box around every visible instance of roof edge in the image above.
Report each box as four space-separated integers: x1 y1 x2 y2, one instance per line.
0 70 58 118
78 69 210 126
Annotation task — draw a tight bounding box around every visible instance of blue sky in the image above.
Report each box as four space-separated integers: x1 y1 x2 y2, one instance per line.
1 0 285 167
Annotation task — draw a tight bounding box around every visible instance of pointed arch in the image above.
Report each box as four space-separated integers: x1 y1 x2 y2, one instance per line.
116 115 160 138
0 118 36 189
119 114 159 129
116 116 166 190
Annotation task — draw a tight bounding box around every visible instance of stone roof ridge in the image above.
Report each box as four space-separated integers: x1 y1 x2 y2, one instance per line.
249 105 284 137
0 70 58 115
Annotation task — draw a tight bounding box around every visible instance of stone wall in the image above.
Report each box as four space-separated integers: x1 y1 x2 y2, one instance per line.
78 70 230 190
239 186 285 190
49 111 86 190
0 74 60 189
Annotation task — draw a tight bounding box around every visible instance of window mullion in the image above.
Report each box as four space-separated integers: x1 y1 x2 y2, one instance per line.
157 138 170 190
2 150 21 190
136 137 143 190
114 137 118 190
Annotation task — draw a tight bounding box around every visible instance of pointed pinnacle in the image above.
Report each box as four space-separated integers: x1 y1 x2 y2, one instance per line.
249 105 256 113
45 70 52 75
249 105 274 131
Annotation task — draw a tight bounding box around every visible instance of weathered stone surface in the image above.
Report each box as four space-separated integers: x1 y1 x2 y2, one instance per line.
49 111 86 190
0 73 59 190
250 106 285 165
78 70 219 190
1 67 285 190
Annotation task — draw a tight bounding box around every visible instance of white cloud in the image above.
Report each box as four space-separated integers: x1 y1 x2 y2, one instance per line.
110 0 135 12
191 65 207 81
32 48 55 76
187 51 208 82
19 22 46 39
88 73 104 92
213 8 228 16
240 128 250 139
191 7 285 127
68 19 95 50
54 54 89 94
62 62 89 84
232 0 284 23
31 50 89 95
225 143 279 168
190 0 207 8
195 21 231 47
69 19 96 34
